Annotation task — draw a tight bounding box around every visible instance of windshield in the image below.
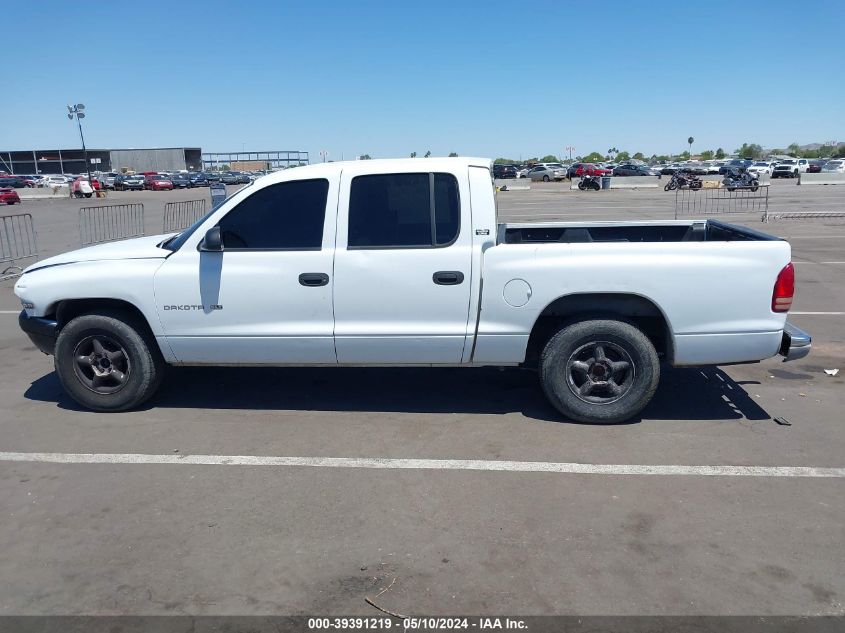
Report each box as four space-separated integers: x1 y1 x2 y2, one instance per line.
780 160 796 165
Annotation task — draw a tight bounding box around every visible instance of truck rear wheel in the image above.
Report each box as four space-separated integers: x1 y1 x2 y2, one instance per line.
539 319 659 424
54 311 164 412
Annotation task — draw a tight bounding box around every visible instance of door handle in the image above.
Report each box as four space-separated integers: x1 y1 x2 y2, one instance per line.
432 271 464 285
298 273 330 287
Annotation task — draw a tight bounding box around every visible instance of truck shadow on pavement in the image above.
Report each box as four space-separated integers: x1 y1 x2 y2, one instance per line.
25 364 770 424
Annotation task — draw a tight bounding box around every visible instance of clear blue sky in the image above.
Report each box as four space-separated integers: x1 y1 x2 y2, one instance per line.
6 1 843 160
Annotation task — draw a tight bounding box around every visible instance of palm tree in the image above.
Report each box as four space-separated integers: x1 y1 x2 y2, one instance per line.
687 137 695 155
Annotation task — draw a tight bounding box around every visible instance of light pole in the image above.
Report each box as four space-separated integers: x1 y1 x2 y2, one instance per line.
319 150 329 163
67 104 93 186
565 146 575 161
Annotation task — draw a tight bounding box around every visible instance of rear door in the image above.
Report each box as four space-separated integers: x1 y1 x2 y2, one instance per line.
333 167 473 364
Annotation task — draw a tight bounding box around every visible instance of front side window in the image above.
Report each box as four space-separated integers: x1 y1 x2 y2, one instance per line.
217 178 328 249
348 173 460 248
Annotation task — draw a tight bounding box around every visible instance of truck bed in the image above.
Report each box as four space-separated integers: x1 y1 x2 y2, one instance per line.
498 219 780 245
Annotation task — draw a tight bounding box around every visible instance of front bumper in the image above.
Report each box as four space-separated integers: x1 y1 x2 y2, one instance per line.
779 322 811 362
18 310 58 355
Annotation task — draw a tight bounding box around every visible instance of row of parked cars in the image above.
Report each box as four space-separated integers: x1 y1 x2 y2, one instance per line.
108 170 255 191
493 156 845 182
0 170 261 191
493 162 656 181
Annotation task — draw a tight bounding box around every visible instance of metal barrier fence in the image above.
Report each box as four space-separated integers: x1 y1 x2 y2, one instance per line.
764 210 845 223
163 199 207 233
674 185 769 219
79 203 145 246
1 213 38 280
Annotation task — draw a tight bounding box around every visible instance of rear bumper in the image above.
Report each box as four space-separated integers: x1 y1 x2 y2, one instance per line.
18 310 57 355
779 322 811 362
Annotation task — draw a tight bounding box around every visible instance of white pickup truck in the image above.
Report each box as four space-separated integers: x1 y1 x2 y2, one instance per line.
15 157 811 423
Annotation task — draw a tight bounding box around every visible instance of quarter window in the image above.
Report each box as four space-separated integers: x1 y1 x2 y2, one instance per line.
348 173 460 248
217 179 328 249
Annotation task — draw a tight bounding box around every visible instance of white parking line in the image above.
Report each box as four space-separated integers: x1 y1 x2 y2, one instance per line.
1 452 843 478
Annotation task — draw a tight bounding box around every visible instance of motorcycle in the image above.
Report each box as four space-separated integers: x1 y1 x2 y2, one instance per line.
664 170 702 191
577 173 601 191
722 168 759 192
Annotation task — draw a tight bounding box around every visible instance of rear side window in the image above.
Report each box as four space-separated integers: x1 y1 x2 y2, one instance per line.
217 178 328 249
348 173 460 248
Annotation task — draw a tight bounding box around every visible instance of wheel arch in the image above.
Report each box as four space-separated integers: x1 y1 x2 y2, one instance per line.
523 292 674 367
51 298 161 346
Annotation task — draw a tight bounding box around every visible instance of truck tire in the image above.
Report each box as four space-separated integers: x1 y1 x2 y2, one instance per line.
54 311 164 412
539 319 659 424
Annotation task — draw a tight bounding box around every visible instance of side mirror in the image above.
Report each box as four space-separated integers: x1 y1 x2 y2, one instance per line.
201 226 223 252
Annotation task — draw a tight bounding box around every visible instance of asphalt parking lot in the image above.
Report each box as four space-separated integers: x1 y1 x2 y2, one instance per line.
0 179 843 618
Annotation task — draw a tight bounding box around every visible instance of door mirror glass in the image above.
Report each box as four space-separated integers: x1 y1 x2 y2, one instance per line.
201 226 223 251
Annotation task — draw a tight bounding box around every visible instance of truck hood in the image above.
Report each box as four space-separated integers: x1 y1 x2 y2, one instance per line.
24 234 175 273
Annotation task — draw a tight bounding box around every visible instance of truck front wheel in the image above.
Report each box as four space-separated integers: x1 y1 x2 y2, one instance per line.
54 311 164 412
539 319 659 424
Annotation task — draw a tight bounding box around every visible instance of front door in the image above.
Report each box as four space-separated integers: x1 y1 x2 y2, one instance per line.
154 176 338 364
332 168 473 364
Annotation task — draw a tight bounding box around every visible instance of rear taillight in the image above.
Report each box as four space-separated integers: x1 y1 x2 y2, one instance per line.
772 262 794 312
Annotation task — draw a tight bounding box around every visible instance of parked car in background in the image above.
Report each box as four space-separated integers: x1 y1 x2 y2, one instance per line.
37 175 69 188
747 161 774 176
719 159 752 175
0 176 27 188
0 187 21 204
659 164 681 175
684 163 709 175
144 174 173 191
204 172 221 182
169 174 191 189
515 166 532 179
821 160 845 173
613 163 657 177
97 172 120 189
772 159 809 178
807 160 825 173
492 164 518 179
574 163 612 178
113 174 144 191
527 164 567 181
188 173 209 187
220 172 240 185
